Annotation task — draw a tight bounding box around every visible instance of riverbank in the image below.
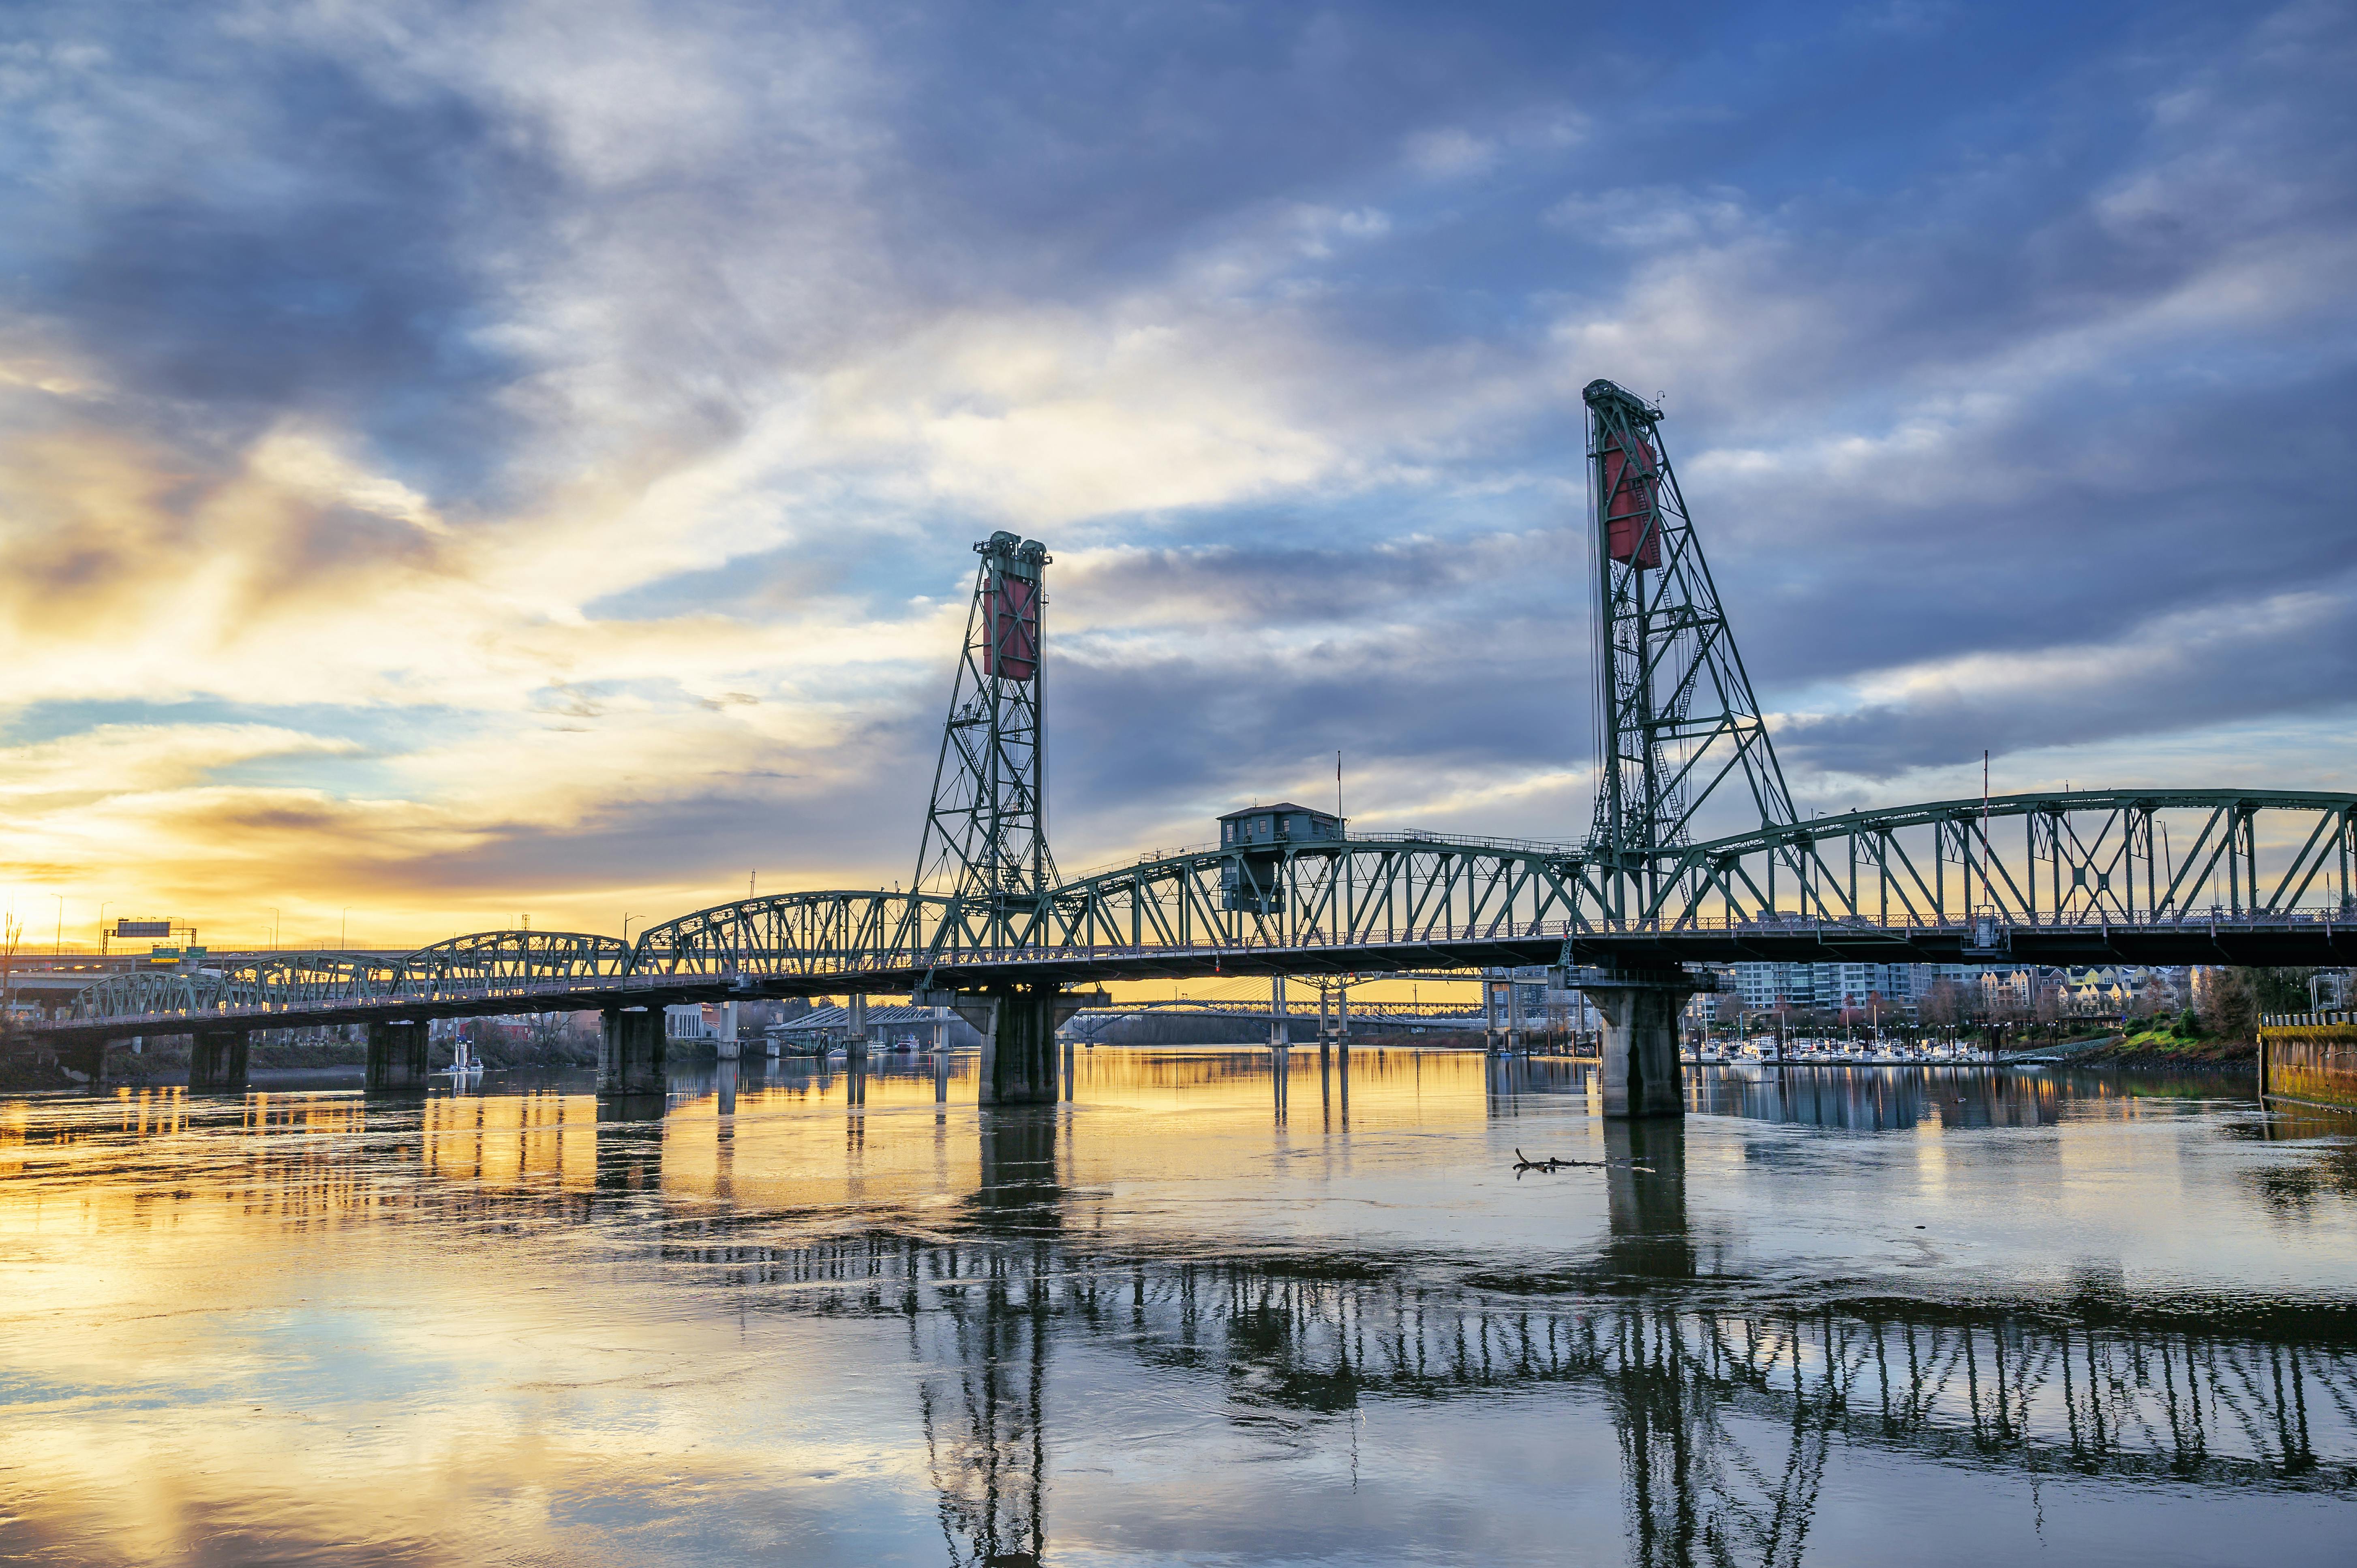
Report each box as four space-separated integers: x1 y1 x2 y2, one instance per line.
2072 1031 2256 1067
2 1032 603 1091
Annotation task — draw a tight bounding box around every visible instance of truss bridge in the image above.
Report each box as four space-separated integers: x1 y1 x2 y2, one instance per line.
25 382 2353 1105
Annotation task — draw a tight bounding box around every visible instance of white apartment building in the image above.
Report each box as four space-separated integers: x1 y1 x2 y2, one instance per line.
1730 961 1923 1014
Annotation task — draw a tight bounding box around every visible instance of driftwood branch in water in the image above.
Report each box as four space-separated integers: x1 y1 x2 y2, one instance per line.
1513 1148 1655 1175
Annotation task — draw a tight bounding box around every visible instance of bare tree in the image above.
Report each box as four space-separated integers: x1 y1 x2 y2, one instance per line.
2199 968 2256 1041
2032 976 2065 1029
1919 977 1968 1028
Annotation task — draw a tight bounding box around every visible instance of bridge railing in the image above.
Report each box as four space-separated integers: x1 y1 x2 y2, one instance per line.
37 879 2353 1031
1056 827 1590 885
614 904 2354 978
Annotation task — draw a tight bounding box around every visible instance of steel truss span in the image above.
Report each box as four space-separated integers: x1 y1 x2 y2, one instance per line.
1658 787 2357 928
673 788 2350 971
43 789 2357 1034
67 931 631 1027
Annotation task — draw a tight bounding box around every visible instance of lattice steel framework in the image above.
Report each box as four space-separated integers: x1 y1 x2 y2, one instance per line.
623 791 2357 977
1584 379 1795 917
68 933 630 1022
43 791 2357 1032
914 531 1058 946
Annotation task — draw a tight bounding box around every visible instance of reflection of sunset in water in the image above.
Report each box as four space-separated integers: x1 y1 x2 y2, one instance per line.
4 1054 2355 1565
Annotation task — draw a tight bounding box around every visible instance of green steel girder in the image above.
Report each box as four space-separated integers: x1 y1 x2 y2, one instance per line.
631 890 959 978
71 952 407 1023
1648 789 2357 926
399 930 631 992
50 789 2357 1032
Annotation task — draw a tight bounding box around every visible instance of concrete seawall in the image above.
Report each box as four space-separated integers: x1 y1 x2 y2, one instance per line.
2259 1023 2357 1112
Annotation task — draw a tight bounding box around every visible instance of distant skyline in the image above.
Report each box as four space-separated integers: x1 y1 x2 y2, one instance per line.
2 1 2352 947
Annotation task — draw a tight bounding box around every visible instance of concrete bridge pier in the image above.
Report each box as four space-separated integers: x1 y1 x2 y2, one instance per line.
846 994 868 1065
1583 968 1699 1119
366 1021 430 1091
65 1038 109 1087
1317 982 1350 1052
598 1007 666 1095
189 1028 250 1092
919 983 1108 1105
716 1001 741 1062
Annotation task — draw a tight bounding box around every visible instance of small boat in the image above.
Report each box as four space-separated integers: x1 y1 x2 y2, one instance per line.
440 1039 486 1079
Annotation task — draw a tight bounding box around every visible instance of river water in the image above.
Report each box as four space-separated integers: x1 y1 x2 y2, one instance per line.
3 1050 2353 1566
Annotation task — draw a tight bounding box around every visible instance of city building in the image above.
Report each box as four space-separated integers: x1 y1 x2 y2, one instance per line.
1730 961 1922 1015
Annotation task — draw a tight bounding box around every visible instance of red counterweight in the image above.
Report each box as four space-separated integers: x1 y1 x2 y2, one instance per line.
1601 429 1663 569
989 570 1040 682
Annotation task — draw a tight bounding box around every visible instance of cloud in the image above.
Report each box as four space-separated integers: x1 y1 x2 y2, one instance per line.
1774 584 2357 781
1544 186 1755 248
1403 127 1497 178
0 0 2350 941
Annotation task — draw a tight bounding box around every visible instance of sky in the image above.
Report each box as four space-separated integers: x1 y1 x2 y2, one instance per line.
0 0 2351 950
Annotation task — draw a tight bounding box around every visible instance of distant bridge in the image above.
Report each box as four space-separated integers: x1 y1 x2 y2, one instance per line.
20 381 2352 1104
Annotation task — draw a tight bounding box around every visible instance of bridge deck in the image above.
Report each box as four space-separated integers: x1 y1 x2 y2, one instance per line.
16 911 2352 1045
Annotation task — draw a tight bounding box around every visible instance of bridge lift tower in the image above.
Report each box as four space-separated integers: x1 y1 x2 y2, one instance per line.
1579 379 1797 1114
915 529 1059 925
913 530 1099 1102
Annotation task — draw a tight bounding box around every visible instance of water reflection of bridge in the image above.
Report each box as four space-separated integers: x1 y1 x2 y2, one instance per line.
671 1101 2356 1564
1479 1054 2198 1132
17 1080 2353 1567
655 1115 2352 1568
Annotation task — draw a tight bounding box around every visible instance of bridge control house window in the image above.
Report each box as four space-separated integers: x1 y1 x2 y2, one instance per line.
1218 803 1344 849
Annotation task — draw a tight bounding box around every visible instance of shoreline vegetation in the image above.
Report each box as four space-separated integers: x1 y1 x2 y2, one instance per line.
2072 1031 2259 1067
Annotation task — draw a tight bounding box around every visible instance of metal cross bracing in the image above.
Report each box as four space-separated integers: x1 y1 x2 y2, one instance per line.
34 796 2357 1042
912 529 1058 948
1651 787 2357 929
57 931 633 1032
619 789 2355 982
1584 379 1796 917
